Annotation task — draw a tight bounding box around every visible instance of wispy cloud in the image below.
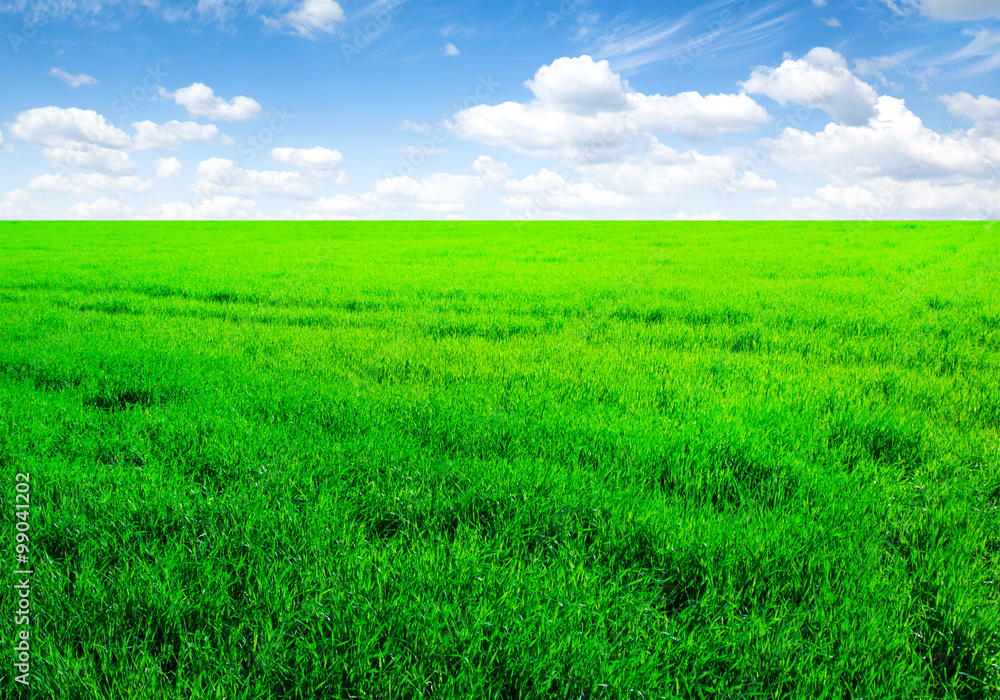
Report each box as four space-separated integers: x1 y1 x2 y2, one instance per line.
944 27 1000 76
587 0 797 73
261 0 345 39
396 119 430 132
357 0 409 17
49 66 98 87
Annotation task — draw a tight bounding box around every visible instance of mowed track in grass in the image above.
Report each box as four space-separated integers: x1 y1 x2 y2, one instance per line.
0 220 998 699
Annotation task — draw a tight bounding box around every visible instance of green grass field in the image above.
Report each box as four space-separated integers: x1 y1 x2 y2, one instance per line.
1 220 998 699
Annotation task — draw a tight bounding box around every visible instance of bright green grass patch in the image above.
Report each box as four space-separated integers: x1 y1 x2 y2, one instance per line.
1 220 998 699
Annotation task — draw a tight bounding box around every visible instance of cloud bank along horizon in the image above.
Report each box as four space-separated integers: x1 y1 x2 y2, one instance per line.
0 0 998 220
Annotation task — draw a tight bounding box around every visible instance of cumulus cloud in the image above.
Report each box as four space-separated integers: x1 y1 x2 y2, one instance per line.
303 148 768 220
147 195 261 220
939 92 1000 135
157 83 263 122
742 47 879 125
752 195 830 219
760 95 998 180
270 146 345 180
444 43 460 57
49 67 98 87
751 80 1000 220
500 169 634 219
448 55 770 161
132 120 232 150
9 106 131 149
821 17 842 28
815 178 999 218
261 0 345 38
524 55 631 116
471 154 513 187
67 197 135 219
4 107 216 173
449 100 637 162
153 156 184 178
0 131 12 154
574 139 777 205
6 107 233 173
303 157 507 218
42 145 139 174
375 172 486 214
308 193 380 219
192 158 313 199
28 173 152 195
0 189 33 218
628 92 771 140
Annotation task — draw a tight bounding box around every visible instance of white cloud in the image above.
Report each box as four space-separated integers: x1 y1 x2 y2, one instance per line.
812 0 827 7
153 157 184 178
308 193 380 219
0 1 314 31
577 139 777 202
821 17 842 28
752 195 830 219
0 189 33 218
29 173 152 195
48 67 98 87
525 56 631 116
5 107 227 173
375 172 486 213
941 28 1000 76
500 169 635 219
448 55 770 161
471 155 513 187
269 146 344 180
317 156 509 216
449 99 637 161
0 131 12 154
192 158 313 199
588 2 796 73
742 47 879 125
42 145 139 174
261 0 345 38
397 120 431 132
816 178 999 217
761 95 998 180
132 120 231 150
444 43 460 57
147 195 261 220
628 92 771 139
940 93 1000 122
939 92 1000 136
494 139 777 220
67 197 135 219
157 83 263 122
900 0 1000 21
9 106 131 149
308 148 768 220
440 57 788 218
676 211 728 221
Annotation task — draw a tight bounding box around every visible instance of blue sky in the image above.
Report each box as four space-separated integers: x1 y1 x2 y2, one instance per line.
0 0 998 220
